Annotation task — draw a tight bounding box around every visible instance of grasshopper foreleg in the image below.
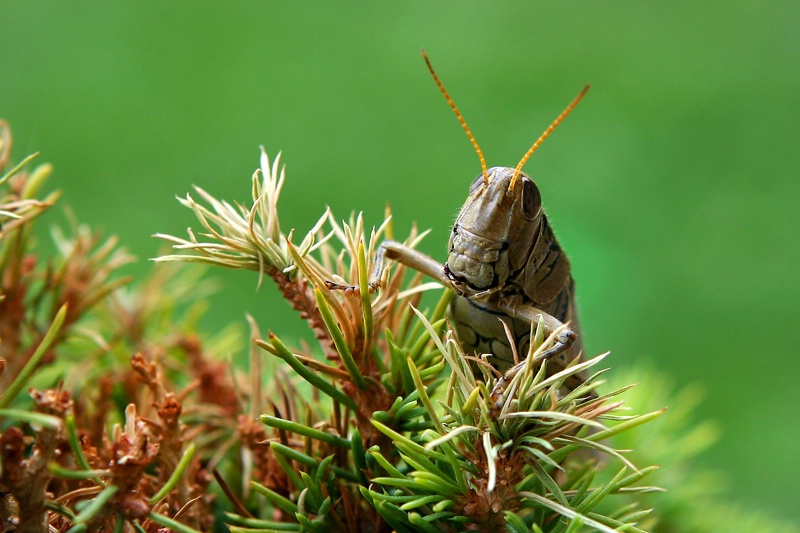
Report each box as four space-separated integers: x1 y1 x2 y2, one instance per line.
326 240 453 294
495 301 577 363
370 240 451 288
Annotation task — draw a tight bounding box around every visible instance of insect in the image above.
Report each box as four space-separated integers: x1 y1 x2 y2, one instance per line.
333 52 591 397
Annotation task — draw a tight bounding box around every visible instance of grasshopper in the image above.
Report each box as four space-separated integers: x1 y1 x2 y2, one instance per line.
333 52 591 397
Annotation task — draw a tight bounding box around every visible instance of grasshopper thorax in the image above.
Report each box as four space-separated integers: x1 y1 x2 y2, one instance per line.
445 167 543 296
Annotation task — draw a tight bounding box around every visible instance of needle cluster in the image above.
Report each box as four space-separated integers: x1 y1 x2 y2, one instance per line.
154 147 663 532
1 119 723 532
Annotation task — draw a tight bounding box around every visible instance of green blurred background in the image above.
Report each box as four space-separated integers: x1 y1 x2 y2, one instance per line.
2 1 798 523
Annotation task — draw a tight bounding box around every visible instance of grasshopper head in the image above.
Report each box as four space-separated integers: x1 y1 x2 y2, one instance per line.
445 167 542 296
419 51 587 296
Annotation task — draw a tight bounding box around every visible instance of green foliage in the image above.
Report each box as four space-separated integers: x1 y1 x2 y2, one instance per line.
600 368 800 533
1 120 795 531
3 6 798 520
156 147 661 531
0 122 222 531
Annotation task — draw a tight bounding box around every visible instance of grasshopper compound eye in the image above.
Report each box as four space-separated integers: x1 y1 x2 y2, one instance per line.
519 177 542 221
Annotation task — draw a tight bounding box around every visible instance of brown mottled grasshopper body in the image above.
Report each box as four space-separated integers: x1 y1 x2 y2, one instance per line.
445 166 582 376
335 52 591 395
368 165 584 391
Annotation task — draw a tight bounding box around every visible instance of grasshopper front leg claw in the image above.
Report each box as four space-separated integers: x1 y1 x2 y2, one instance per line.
324 280 379 296
535 328 576 365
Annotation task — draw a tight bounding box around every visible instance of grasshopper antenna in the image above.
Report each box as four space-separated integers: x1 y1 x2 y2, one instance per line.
422 50 489 185
511 84 590 189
